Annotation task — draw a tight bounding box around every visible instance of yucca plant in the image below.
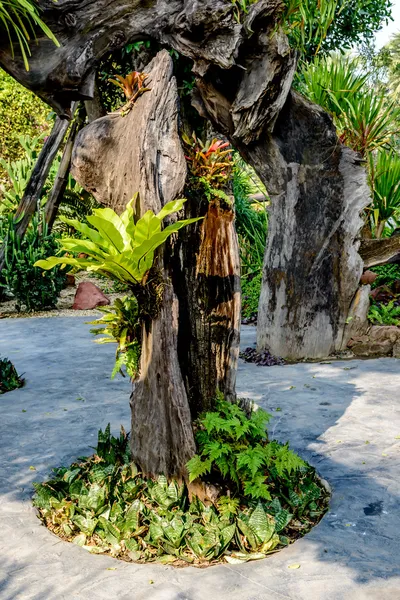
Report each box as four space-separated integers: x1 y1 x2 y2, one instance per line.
298 53 368 116
368 150 400 238
0 0 59 70
334 93 400 157
35 194 202 286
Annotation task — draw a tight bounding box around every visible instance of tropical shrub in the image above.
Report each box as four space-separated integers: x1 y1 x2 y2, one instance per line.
0 134 43 212
0 357 24 394
297 53 367 116
335 93 399 157
2 216 67 311
370 263 400 289
368 300 400 325
33 415 329 564
233 160 268 277
299 54 399 157
87 296 141 380
368 150 400 238
0 70 50 184
242 273 262 321
286 0 392 57
283 0 345 54
187 395 305 501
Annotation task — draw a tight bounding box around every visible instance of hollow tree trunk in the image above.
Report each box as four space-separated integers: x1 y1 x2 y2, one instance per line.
254 93 372 360
70 51 241 479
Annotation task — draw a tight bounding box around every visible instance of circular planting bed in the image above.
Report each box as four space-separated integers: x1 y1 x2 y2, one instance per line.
33 400 330 566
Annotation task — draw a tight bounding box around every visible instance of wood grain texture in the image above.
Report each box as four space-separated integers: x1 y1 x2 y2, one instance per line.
71 51 241 478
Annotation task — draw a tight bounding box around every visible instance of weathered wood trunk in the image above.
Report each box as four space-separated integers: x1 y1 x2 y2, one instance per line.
173 196 241 417
70 51 241 478
45 105 83 230
255 93 372 360
0 0 373 446
360 236 400 269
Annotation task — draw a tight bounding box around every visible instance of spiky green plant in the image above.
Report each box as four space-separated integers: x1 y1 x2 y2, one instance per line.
297 53 368 116
368 150 400 238
0 0 59 70
283 0 346 54
335 93 399 157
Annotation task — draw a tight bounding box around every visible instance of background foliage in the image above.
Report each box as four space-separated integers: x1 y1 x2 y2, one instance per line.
0 68 50 184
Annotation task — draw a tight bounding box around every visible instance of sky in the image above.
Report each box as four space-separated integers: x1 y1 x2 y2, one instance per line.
375 0 400 48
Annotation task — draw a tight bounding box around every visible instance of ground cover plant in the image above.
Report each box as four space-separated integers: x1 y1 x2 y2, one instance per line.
2 215 67 311
33 402 329 565
371 264 400 289
368 299 400 326
0 357 24 394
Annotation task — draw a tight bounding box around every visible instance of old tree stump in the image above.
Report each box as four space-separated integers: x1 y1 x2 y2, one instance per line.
0 0 373 473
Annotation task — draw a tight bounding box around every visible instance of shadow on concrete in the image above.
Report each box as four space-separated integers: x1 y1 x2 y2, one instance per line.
0 318 399 599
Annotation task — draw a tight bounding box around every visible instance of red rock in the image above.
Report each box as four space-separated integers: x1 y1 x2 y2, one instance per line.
73 282 110 310
66 274 76 287
360 270 377 285
370 285 394 302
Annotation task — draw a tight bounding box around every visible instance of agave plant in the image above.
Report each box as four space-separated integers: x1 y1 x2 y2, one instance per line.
0 0 59 70
368 150 400 238
35 194 202 286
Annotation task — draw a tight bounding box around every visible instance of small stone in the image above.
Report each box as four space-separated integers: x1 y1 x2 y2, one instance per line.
73 282 110 310
360 270 377 285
